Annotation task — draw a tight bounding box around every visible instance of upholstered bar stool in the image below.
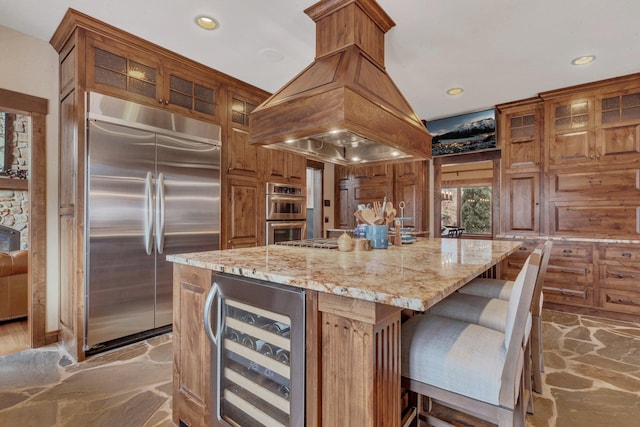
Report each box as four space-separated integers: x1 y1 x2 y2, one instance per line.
401 251 541 426
451 240 553 394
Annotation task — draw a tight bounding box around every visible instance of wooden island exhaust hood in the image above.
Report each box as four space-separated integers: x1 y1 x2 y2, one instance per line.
248 0 432 165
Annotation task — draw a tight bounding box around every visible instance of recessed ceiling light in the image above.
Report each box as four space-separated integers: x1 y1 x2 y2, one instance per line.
259 48 285 63
571 55 596 66
446 87 464 96
195 15 218 30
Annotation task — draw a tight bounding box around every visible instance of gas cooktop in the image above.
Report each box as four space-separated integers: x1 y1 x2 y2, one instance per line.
274 238 338 249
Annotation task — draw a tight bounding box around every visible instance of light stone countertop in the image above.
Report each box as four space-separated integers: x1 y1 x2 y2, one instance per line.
168 238 522 311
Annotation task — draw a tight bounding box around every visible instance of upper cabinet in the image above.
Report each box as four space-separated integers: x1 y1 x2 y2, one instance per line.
225 95 261 178
86 34 220 122
543 80 640 169
500 99 543 173
261 149 306 185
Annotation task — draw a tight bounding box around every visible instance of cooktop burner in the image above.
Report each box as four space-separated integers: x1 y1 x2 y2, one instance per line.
274 238 339 249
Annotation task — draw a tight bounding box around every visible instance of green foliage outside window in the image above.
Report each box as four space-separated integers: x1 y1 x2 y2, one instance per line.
461 186 492 234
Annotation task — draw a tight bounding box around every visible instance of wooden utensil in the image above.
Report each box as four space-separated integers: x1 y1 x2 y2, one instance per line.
360 208 377 225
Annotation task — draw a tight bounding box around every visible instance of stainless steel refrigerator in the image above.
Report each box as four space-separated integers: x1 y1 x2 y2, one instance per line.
85 92 221 352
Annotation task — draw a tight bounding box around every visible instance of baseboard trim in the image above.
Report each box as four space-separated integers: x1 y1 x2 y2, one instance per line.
45 330 59 345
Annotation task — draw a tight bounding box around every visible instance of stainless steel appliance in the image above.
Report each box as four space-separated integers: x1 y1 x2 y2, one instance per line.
85 92 221 352
204 272 306 426
266 182 306 245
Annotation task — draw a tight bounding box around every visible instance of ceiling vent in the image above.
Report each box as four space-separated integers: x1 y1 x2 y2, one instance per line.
249 0 432 164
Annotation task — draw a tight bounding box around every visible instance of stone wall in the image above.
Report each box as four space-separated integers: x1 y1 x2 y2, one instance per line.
0 112 30 249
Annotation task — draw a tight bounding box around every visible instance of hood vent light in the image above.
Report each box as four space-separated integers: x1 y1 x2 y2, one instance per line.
248 0 432 165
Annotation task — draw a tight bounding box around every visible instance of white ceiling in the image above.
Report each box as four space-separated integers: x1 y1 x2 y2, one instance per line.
1 0 639 121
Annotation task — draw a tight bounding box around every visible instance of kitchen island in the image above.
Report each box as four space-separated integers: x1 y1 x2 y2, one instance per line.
168 238 521 427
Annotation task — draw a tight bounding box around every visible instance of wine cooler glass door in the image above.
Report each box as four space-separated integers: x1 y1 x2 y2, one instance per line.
208 273 305 427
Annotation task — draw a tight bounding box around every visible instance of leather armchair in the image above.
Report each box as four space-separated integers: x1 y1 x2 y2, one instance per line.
0 250 28 321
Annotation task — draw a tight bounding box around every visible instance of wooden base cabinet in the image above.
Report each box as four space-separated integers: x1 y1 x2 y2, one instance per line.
598 244 640 316
500 239 640 321
173 264 212 427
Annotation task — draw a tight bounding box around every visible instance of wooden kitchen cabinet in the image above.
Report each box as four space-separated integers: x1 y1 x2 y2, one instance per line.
598 244 640 315
352 163 391 180
224 177 263 249
393 161 427 229
172 264 211 427
86 33 220 122
497 98 543 236
503 172 540 235
336 185 353 229
334 161 427 231
225 95 262 178
543 241 595 309
261 148 307 185
497 74 640 321
499 98 544 174
221 90 270 249
543 81 640 169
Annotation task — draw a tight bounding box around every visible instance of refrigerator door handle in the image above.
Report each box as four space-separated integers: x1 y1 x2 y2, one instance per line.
144 171 154 255
155 172 166 254
203 282 220 345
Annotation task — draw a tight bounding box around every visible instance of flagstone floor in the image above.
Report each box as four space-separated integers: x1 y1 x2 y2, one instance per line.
0 310 639 426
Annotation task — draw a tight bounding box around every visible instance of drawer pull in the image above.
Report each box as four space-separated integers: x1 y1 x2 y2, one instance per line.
543 286 588 299
588 179 602 185
562 249 573 254
519 247 528 251
608 272 636 279
588 218 602 222
549 265 587 276
622 252 633 258
607 295 639 306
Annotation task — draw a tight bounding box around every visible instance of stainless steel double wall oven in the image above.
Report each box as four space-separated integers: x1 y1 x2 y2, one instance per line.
265 182 306 245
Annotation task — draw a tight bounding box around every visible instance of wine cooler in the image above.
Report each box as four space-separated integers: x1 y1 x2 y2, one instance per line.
204 272 306 427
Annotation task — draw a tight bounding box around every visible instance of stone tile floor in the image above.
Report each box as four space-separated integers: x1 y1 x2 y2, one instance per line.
0 334 174 427
0 310 638 426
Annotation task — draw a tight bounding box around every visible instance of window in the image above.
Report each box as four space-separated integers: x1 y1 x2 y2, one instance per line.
441 185 492 235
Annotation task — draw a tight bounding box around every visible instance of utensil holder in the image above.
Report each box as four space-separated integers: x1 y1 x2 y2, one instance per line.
365 224 389 249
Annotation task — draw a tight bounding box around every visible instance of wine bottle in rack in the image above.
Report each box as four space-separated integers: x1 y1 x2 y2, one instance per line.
241 312 275 329
267 321 291 337
226 328 241 343
276 348 290 366
241 334 257 350
259 341 275 357
277 384 291 399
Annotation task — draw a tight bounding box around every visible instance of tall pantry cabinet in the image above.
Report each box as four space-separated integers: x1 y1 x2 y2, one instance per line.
498 73 640 321
50 9 272 361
